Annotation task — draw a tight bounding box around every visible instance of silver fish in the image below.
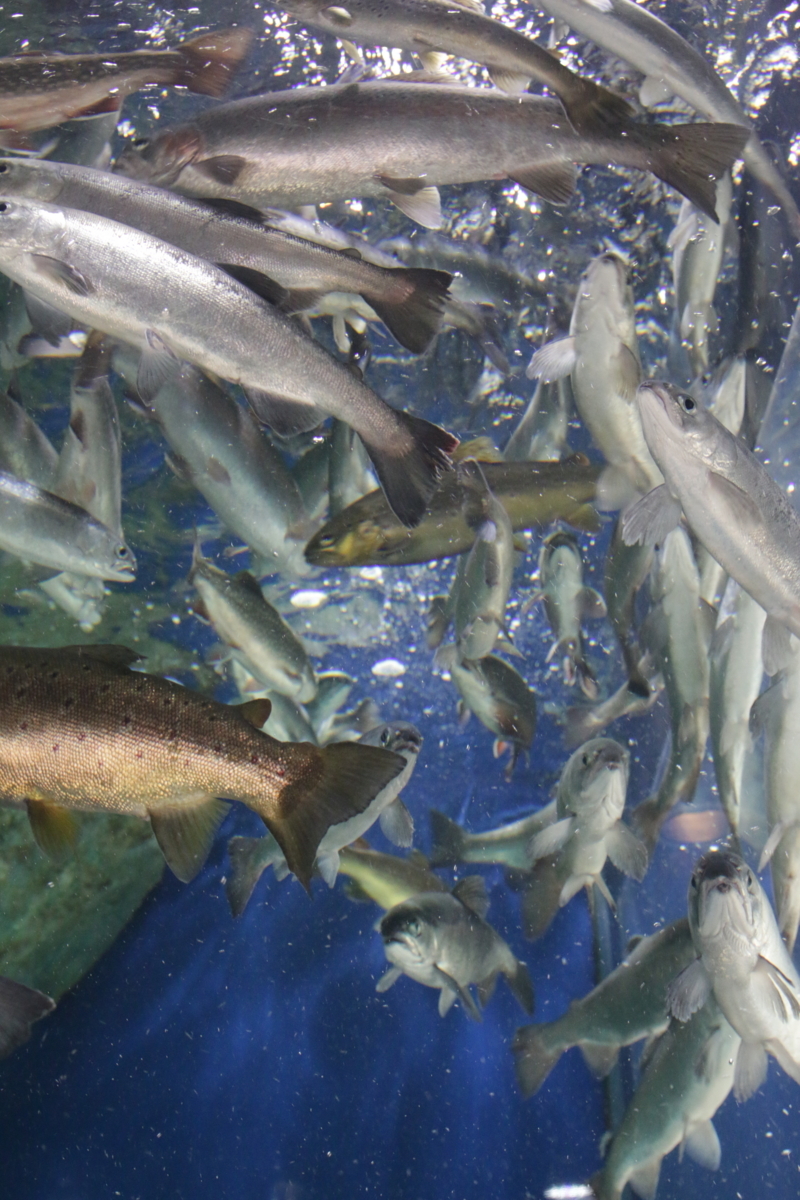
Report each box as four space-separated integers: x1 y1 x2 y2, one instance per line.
667 849 800 1101
428 803 557 872
563 666 663 749
453 463 516 661
503 377 572 464
377 875 533 1020
528 529 605 697
602 517 654 695
0 386 58 487
329 418 377 516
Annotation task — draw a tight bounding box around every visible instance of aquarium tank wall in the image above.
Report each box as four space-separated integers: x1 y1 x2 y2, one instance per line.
0 0 798 1197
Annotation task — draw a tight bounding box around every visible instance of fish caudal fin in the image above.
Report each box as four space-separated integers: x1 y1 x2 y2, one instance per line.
369 268 452 355
643 122 750 222
176 28 253 98
511 1024 562 1096
364 412 458 528
0 976 55 1059
225 834 283 917
428 808 468 867
504 959 535 1015
262 742 406 891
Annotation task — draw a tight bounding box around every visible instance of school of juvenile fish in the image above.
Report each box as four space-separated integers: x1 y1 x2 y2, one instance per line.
0 2 798 1196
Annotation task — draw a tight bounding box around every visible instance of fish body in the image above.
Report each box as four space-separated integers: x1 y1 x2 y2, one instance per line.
305 456 601 567
116 80 748 224
338 843 447 910
428 803 557 872
453 464 515 660
513 917 696 1095
0 644 404 889
0 28 253 132
532 529 605 696
602 516 654 694
225 721 421 913
436 645 536 777
378 876 533 1018
668 849 800 1101
504 377 572 464
0 388 58 487
668 173 732 380
0 197 455 529
563 670 662 749
623 381 800 661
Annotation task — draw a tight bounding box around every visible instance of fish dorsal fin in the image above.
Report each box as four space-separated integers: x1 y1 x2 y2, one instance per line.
26 799 79 862
452 874 489 917
238 697 272 728
148 796 231 883
61 644 140 669
232 570 265 599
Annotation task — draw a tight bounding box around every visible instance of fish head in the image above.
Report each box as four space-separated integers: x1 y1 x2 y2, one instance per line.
637 381 734 472
113 126 204 188
0 159 63 203
75 517 136 582
380 900 436 970
689 849 766 963
577 252 635 338
559 737 629 821
305 516 399 567
360 721 422 761
540 529 581 588
0 195 63 252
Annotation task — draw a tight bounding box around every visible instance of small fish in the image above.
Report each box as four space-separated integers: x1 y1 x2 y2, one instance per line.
190 544 317 704
563 667 663 749
0 643 405 890
503 377 572 464
524 739 646 938
0 28 253 132
303 671 356 741
377 875 534 1020
0 975 55 1058
338 842 448 910
667 849 800 1101
329 418 377 516
0 384 58 487
225 721 421 914
452 462 516 661
512 917 696 1096
305 456 601 568
622 380 800 676
435 645 536 779
428 804 557 872
602 516 654 695
527 530 605 697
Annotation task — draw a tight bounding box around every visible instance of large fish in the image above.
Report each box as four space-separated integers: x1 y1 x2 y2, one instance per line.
667 849 800 1101
115 79 748 226
513 917 696 1095
0 157 452 356
622 380 800 674
0 644 404 890
0 197 456 529
305 455 601 568
0 28 253 133
377 875 534 1020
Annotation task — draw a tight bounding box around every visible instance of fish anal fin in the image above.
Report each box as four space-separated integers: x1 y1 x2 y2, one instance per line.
243 388 327 436
488 66 531 94
26 799 79 862
512 1024 561 1096
627 1156 662 1200
148 796 231 883
224 833 282 917
580 1040 619 1078
508 161 577 206
0 977 55 1059
682 1118 721 1170
377 175 441 229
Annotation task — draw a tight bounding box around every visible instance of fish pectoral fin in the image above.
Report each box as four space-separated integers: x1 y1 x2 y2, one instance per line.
682 1119 721 1171
529 816 573 863
0 977 55 1060
224 833 283 917
733 1040 769 1102
627 1156 662 1200
756 955 800 1021
378 797 414 848
605 822 648 881
237 697 272 729
315 849 340 887
665 958 711 1022
376 965 402 993
23 291 77 347
592 874 616 912
148 796 232 883
526 335 576 382
193 154 249 185
476 971 498 1008
26 799 79 862
452 874 490 918
508 162 577 207
437 986 457 1017
487 66 532 95
376 176 442 229
242 388 327 437
433 966 482 1022
621 484 682 547
705 469 763 530
137 330 181 403
579 586 607 621
761 615 793 677
758 820 791 872
29 254 94 297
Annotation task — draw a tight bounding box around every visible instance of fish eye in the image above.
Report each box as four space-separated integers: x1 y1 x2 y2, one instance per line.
317 534 335 548
581 752 591 767
381 728 391 745
408 919 421 936
117 545 128 557
690 875 698 888
0 164 8 175
132 137 149 150
680 395 696 413
0 202 8 213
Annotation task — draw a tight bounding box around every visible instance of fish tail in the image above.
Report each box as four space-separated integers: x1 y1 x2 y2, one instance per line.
256 742 405 891
225 834 282 917
642 121 750 222
369 268 452 355
631 795 668 855
428 808 469 867
562 77 636 138
511 1023 561 1096
176 27 253 98
0 976 55 1059
363 412 458 528
504 959 535 1015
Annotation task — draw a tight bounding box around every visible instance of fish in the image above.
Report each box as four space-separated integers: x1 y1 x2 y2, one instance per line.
528 251 660 509
0 643 405 890
452 462 516 661
305 455 601 568
0 975 55 1058
504 377 572 464
632 528 712 849
590 997 739 1200
338 842 448 909
667 849 800 1101
229 658 321 746
0 384 58 487
0 157 453 356
512 917 696 1095
622 380 800 675
524 739 646 937
435 645 537 778
190 544 317 704
0 198 457 529
428 804 557 872
377 875 534 1019
225 721 421 914
602 517 654 696
0 470 134 582
303 671 356 740
563 666 663 749
115 79 749 226
527 530 605 697
329 418 377 516
279 0 635 133
533 0 800 236
0 28 253 132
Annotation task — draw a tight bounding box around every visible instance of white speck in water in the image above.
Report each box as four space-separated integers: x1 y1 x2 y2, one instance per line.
359 566 383 581
371 658 406 678
289 589 327 609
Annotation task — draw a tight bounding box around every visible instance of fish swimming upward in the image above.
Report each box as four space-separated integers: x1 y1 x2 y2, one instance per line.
0 644 404 889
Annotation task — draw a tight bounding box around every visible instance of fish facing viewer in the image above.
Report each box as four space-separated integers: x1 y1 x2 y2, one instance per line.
667 849 800 1101
377 876 534 1020
0 644 405 890
528 529 606 697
